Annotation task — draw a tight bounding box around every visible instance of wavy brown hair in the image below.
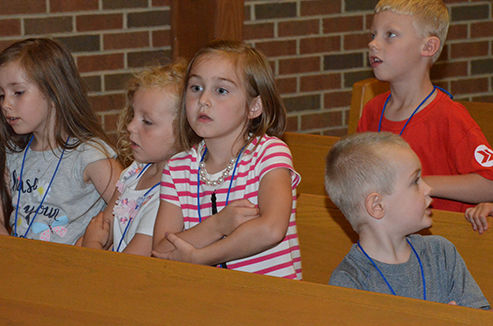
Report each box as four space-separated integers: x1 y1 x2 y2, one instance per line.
178 39 287 151
117 61 187 166
0 38 113 154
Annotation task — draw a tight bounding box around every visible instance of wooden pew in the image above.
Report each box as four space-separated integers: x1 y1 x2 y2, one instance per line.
296 193 493 305
1 235 492 325
347 78 493 146
281 132 339 196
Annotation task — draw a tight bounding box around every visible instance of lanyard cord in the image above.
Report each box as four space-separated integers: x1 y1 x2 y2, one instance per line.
197 146 244 223
378 86 437 136
114 165 160 253
14 135 70 238
357 238 426 300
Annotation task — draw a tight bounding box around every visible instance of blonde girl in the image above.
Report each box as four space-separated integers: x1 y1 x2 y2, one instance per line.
0 38 121 243
153 40 302 279
81 62 185 256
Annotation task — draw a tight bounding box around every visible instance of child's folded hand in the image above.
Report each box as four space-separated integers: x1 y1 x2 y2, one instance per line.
465 203 493 234
152 232 198 263
216 199 260 236
82 212 111 248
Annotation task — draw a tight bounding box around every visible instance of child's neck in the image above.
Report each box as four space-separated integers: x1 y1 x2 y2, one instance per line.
358 231 411 264
203 138 246 174
136 161 165 191
30 132 60 152
384 78 436 122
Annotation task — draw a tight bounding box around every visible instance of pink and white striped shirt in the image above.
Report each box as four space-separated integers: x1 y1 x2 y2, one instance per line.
160 135 302 279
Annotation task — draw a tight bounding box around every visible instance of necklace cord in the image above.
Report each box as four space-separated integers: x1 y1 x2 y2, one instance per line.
114 163 160 253
15 136 70 238
357 238 426 300
378 86 437 136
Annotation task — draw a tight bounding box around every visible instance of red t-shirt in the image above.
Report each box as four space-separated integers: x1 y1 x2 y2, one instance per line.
358 90 493 212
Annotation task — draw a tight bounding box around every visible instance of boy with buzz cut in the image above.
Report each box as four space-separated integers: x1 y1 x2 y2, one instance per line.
326 132 490 309
358 0 493 213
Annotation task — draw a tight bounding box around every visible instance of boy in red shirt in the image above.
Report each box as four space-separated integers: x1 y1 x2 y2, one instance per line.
357 0 493 212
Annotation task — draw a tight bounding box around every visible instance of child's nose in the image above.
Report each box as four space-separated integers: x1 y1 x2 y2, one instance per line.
198 92 211 108
127 118 137 133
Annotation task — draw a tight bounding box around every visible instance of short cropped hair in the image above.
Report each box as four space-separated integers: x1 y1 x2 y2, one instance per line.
375 0 449 62
325 132 410 232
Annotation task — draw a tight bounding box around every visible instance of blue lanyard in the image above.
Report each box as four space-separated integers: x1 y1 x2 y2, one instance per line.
378 86 436 136
357 238 426 300
14 136 69 238
114 163 160 252
196 146 244 223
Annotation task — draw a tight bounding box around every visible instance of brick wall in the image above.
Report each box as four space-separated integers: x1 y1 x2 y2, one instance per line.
0 0 491 140
245 0 493 136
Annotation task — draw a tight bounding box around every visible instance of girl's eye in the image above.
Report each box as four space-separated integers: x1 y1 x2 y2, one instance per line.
217 87 228 95
190 85 203 92
370 33 376 40
142 119 152 126
386 31 396 38
14 91 24 96
413 176 420 185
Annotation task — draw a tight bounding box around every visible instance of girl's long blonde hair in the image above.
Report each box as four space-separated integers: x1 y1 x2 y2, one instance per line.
117 61 187 166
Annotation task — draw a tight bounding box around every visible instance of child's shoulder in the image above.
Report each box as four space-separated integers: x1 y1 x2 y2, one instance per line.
408 234 457 256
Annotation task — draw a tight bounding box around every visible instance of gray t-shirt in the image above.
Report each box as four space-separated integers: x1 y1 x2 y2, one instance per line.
329 234 490 310
7 139 116 245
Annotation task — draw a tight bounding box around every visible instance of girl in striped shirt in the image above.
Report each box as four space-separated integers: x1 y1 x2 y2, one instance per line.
152 40 302 279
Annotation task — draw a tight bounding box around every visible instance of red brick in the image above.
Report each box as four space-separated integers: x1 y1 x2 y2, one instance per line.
301 110 343 130
300 36 340 54
276 77 297 95
255 40 296 57
451 78 489 95
77 14 123 32
0 0 45 15
471 22 493 38
103 32 149 50
430 61 468 80
344 33 371 51
323 16 363 34
243 23 274 40
152 0 170 6
103 112 120 132
90 94 126 112
77 53 124 73
451 41 489 59
472 95 493 103
301 0 341 16
51 0 98 12
279 56 321 75
300 73 340 92
25 16 72 35
278 19 319 37
447 24 468 40
152 30 172 47
285 115 298 132
324 90 352 109
0 19 21 37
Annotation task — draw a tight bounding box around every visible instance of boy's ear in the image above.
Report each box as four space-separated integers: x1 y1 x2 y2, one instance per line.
365 192 385 220
248 96 263 119
421 36 440 58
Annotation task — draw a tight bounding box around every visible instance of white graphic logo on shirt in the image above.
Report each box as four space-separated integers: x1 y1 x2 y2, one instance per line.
474 145 493 167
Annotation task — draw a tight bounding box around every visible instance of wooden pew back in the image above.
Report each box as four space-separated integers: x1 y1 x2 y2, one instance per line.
348 78 493 146
296 193 493 304
281 132 340 196
3 235 492 325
